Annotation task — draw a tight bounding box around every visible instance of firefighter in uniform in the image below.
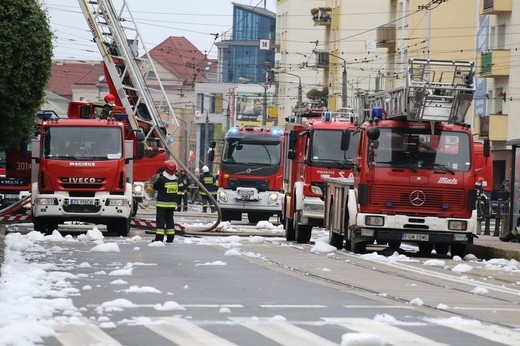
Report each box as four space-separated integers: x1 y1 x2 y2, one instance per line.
100 93 116 119
199 165 217 213
177 169 190 212
153 160 179 242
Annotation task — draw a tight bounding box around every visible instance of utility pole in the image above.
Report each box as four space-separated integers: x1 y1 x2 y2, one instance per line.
262 85 267 126
204 110 209 166
328 52 347 108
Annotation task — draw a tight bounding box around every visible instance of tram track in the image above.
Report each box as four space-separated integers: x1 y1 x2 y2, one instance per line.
238 240 520 328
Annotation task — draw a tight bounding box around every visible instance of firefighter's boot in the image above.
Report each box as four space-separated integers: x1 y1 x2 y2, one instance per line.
153 233 164 242
166 233 175 243
499 232 515 242
211 207 216 213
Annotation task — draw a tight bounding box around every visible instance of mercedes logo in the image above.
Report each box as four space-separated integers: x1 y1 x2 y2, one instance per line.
410 190 426 206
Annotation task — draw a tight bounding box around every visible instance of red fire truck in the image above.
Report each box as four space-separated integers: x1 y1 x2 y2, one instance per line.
326 59 486 257
216 126 284 223
29 110 144 235
282 109 359 243
0 151 31 210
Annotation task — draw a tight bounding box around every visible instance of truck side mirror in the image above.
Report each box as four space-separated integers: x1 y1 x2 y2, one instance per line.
483 138 490 158
341 130 351 151
288 130 298 150
135 131 145 159
367 127 380 141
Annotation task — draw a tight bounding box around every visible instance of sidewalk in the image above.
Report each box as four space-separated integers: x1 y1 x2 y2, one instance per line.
469 234 520 261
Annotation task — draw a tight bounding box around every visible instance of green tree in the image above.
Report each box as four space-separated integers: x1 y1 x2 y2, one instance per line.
0 0 52 151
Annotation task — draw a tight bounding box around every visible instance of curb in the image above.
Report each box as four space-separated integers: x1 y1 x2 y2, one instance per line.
467 243 520 262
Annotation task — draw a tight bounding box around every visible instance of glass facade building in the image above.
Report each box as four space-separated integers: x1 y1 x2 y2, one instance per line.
217 4 275 84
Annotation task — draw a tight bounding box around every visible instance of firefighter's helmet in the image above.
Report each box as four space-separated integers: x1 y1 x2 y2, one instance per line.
104 93 116 105
202 165 209 173
164 160 177 175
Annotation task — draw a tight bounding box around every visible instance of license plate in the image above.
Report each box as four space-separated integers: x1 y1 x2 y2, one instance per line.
3 194 19 199
402 233 429 241
239 190 253 197
69 199 95 206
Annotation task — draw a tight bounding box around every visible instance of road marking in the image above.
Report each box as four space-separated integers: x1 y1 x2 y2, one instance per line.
323 318 449 346
54 317 121 346
452 307 520 311
86 303 244 309
260 304 326 308
342 305 415 309
352 254 520 296
146 316 237 346
230 317 336 346
429 320 520 345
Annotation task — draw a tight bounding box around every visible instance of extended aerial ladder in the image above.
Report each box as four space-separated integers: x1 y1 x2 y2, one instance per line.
78 0 178 140
74 0 221 232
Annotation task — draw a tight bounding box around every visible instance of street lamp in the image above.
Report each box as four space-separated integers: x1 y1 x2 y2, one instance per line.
239 77 269 126
315 50 348 108
275 70 303 109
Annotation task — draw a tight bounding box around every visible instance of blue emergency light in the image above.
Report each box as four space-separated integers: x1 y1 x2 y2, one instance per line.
37 112 53 121
372 107 383 119
228 127 239 135
324 111 332 122
113 113 128 121
271 127 283 136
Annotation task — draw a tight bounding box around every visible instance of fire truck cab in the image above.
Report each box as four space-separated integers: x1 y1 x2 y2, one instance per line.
217 126 284 223
282 109 359 243
326 59 486 257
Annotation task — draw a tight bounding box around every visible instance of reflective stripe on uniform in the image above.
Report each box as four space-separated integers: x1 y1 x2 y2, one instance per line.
156 202 177 208
165 229 175 235
156 229 165 235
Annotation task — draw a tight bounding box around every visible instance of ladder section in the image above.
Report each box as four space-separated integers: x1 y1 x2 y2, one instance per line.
368 59 475 123
77 0 178 143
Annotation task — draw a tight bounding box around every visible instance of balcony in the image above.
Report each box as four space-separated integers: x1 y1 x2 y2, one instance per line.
479 50 510 77
481 0 512 15
477 113 508 141
310 7 332 26
376 25 396 51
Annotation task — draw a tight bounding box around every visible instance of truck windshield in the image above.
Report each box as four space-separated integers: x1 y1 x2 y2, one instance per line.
309 129 359 168
43 127 122 160
372 128 471 172
222 140 281 165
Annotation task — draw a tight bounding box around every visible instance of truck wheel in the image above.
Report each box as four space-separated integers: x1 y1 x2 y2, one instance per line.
349 233 366 254
435 243 449 255
418 243 433 255
294 211 312 243
221 210 232 222
118 217 131 237
108 218 130 237
451 243 467 257
247 212 263 224
329 230 343 249
132 202 139 217
285 217 295 241
33 218 46 234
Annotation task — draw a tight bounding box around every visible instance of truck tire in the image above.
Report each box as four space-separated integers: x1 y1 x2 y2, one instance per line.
349 233 366 254
108 218 130 237
418 243 433 255
329 229 343 249
294 211 312 244
221 210 232 222
435 243 449 256
247 212 264 224
33 218 56 235
451 243 467 257
285 217 295 241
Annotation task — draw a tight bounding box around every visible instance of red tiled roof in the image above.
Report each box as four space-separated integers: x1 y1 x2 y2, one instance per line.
46 61 105 100
149 36 218 86
47 37 218 99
